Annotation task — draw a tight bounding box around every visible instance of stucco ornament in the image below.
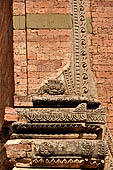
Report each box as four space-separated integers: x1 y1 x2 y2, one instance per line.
39 142 54 156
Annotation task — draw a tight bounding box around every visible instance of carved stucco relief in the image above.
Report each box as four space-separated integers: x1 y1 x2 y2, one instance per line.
32 0 98 105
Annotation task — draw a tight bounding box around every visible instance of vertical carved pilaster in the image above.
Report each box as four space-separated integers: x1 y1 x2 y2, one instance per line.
72 0 88 96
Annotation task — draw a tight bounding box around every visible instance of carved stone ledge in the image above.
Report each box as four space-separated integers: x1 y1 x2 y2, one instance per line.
15 104 106 124
32 140 108 159
32 96 100 107
16 103 87 123
10 133 97 140
87 106 106 124
12 123 102 134
31 157 104 169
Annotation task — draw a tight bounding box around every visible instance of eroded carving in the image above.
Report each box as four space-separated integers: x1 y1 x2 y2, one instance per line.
87 106 106 123
105 127 113 156
32 0 99 104
15 104 106 124
81 140 95 157
31 157 104 169
105 156 113 170
71 0 88 96
19 103 86 122
37 80 65 95
32 140 108 159
12 123 102 134
39 142 54 156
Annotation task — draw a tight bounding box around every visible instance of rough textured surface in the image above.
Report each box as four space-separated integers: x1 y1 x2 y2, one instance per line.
0 0 14 131
0 0 14 169
13 16 25 30
27 14 72 29
86 0 113 136
13 0 72 106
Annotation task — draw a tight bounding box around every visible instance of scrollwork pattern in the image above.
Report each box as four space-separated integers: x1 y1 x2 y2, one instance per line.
71 0 88 96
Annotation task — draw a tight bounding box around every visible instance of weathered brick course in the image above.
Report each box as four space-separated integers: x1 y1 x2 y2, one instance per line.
26 0 71 14
87 0 113 131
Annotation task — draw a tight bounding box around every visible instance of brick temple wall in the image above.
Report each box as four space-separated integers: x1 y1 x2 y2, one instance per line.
13 0 113 134
87 0 113 136
0 0 14 169
13 0 72 106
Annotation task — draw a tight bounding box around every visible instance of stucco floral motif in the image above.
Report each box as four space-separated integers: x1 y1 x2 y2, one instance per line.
39 142 54 156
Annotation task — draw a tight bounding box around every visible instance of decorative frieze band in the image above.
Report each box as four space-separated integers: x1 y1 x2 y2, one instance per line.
31 157 104 169
32 140 108 159
15 103 106 124
12 123 102 134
